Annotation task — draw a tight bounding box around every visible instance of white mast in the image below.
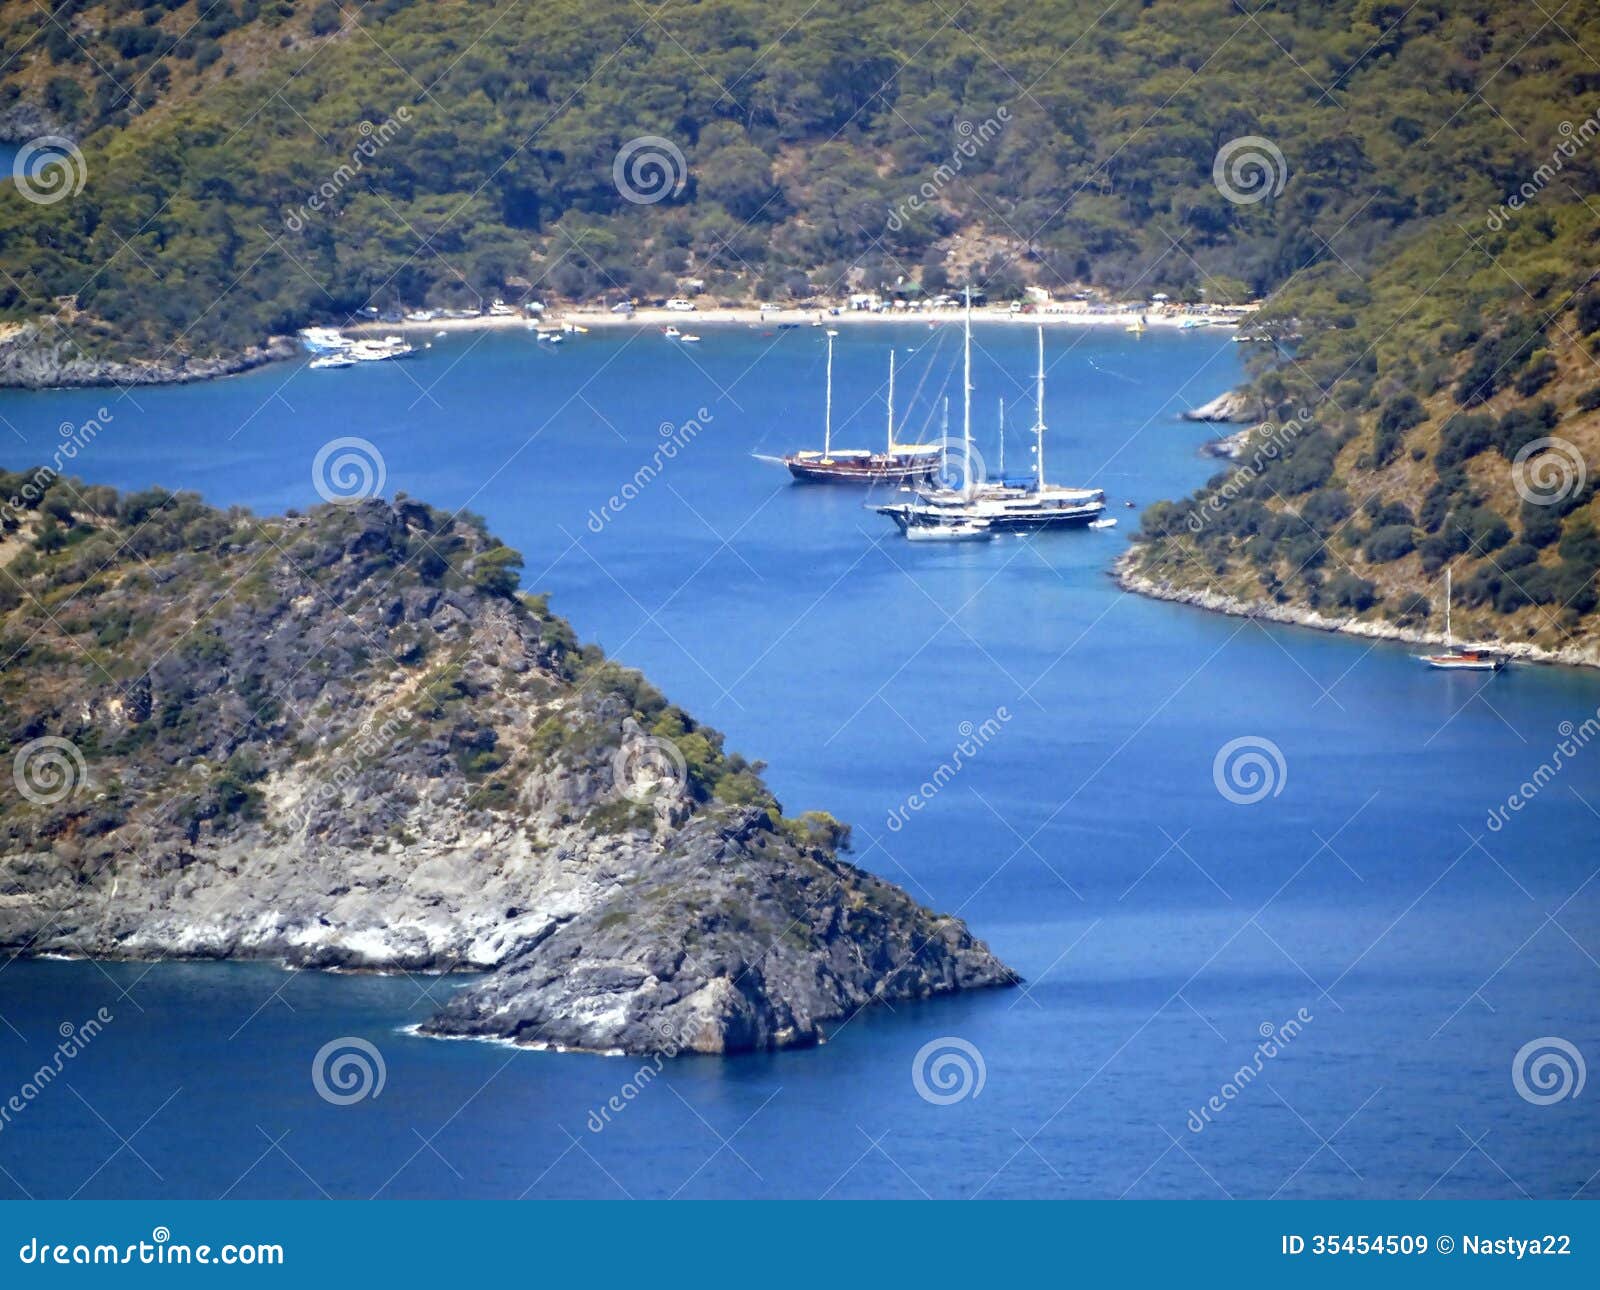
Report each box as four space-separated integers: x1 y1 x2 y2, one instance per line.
823 330 834 460
886 349 896 454
962 285 973 497
1034 325 1047 492
940 396 950 482
1445 566 1452 647
998 397 1005 478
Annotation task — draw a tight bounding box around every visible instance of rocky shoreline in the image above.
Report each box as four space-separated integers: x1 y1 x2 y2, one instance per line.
0 322 296 390
1113 549 1600 671
0 492 1016 1054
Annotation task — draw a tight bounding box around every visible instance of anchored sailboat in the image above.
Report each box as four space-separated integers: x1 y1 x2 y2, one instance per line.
1417 567 1506 671
873 295 1106 534
781 336 941 483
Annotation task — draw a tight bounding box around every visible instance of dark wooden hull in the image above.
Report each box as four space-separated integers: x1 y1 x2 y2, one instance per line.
785 457 937 485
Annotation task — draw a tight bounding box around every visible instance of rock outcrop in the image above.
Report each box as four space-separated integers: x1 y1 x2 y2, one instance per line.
1181 388 1258 423
0 486 1016 1052
0 321 295 390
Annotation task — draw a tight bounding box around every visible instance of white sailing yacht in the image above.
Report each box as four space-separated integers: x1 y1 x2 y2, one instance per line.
873 293 1106 534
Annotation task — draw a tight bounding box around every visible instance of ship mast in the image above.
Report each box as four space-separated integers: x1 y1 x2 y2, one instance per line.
1034 326 1048 492
823 330 834 460
886 349 896 455
998 397 1005 478
963 285 973 498
940 396 950 483
1445 566 1452 647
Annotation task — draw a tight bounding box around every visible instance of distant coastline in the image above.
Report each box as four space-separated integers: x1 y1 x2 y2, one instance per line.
1113 549 1600 672
350 302 1257 337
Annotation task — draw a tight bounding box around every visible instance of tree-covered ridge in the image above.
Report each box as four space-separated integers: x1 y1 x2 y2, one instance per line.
1132 279 1600 659
0 0 1596 367
0 472 848 851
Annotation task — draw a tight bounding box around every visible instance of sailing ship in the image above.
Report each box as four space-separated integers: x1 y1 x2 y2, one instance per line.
1417 567 1507 671
782 336 942 484
873 294 1106 534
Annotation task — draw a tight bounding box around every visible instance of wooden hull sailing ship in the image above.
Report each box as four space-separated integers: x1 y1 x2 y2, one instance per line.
1417 567 1507 671
780 337 941 484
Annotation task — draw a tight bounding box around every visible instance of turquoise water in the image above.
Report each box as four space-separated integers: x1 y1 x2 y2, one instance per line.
1 324 1596 1199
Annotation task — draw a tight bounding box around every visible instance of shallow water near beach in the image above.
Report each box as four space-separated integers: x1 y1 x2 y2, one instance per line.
1 324 1597 1199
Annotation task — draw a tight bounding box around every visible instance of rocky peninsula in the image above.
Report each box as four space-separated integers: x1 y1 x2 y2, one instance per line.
0 483 1015 1053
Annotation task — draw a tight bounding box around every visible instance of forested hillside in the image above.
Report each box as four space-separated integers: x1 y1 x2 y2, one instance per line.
0 2 1593 353
3 0 1599 652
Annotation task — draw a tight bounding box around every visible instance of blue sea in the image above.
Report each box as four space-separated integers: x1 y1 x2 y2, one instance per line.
1 323 1596 1199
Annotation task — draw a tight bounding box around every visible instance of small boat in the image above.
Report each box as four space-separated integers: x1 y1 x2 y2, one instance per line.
1126 315 1147 335
904 518 993 542
298 326 351 354
681 334 702 343
664 326 680 338
345 335 415 362
309 354 356 370
1418 568 1507 671
1089 517 1118 529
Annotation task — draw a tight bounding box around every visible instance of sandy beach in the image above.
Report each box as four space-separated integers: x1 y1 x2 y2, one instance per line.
349 302 1257 337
